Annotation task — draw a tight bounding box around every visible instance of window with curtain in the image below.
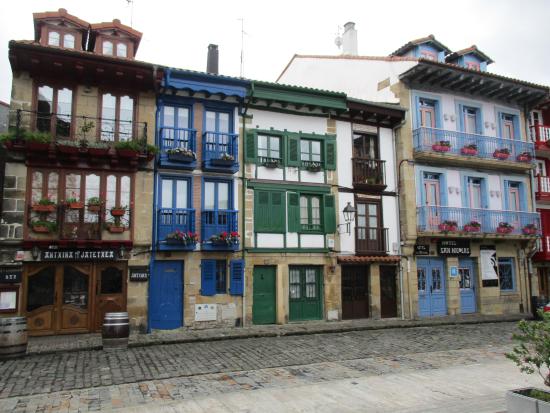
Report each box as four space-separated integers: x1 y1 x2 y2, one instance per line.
48 31 60 46
100 93 135 141
116 43 127 57
63 34 75 49
36 85 73 138
103 41 113 55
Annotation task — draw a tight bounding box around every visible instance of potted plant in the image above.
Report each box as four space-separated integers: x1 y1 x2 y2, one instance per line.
493 147 511 160
463 220 481 232
78 119 95 140
208 231 240 245
517 151 533 163
65 196 84 210
305 161 322 172
87 197 103 213
110 205 127 217
438 220 458 232
0 130 24 150
431 140 451 152
31 197 56 213
143 144 158 161
262 158 280 168
24 131 52 151
211 152 235 166
114 140 140 158
165 230 199 245
86 140 111 156
56 139 82 155
505 311 550 412
166 147 196 163
522 224 538 235
497 222 514 234
460 143 478 156
106 223 125 233
31 220 56 234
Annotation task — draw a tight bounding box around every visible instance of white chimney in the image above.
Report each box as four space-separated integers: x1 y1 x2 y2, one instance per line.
342 22 358 55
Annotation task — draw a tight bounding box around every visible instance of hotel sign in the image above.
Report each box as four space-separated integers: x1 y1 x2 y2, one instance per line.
437 239 471 257
0 267 22 283
41 249 118 261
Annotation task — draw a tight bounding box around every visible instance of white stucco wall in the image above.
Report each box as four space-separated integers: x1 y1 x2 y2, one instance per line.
338 192 355 254
336 120 353 188
382 195 399 254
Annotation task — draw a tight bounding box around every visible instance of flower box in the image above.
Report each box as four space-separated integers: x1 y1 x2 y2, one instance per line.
262 160 280 169
493 151 510 160
32 204 56 213
107 225 125 234
438 223 457 232
87 204 101 213
522 227 538 235
110 208 126 217
26 142 51 152
464 225 481 232
517 154 532 162
32 225 52 234
306 165 322 172
497 226 514 234
168 153 195 163
88 147 110 156
460 147 478 156
116 149 139 158
57 144 80 155
211 158 234 166
432 144 451 152
67 202 84 210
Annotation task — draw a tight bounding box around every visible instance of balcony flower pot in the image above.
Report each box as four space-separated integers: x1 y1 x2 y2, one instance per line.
493 150 510 160
168 153 195 163
87 204 101 213
506 388 550 413
31 204 56 213
116 149 139 158
497 226 514 234
88 147 110 156
262 160 280 169
306 164 322 172
432 144 451 152
67 201 84 210
32 225 51 234
107 225 125 234
464 224 481 232
517 153 533 163
522 225 538 235
26 141 51 152
57 143 81 155
460 147 478 156
211 158 234 166
110 208 126 217
438 222 457 232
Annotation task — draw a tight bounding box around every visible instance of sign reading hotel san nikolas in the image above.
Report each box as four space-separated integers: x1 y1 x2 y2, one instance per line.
436 239 471 257
40 248 118 261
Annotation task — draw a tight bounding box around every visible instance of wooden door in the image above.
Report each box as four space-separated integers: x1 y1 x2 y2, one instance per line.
342 265 369 319
459 258 477 314
25 265 57 335
149 261 182 330
252 266 277 324
289 267 322 321
94 263 127 331
58 263 92 333
380 266 398 318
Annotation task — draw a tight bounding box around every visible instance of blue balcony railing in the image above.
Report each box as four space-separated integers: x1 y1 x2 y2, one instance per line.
417 206 540 236
157 208 196 250
413 127 534 164
202 131 239 172
201 209 239 250
158 127 197 169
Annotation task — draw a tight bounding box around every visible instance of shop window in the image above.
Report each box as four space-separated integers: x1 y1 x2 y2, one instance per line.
62 266 88 309
100 267 123 294
27 267 55 312
498 257 516 291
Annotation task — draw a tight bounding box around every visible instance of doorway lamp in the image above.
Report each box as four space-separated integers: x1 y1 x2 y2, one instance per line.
338 202 356 235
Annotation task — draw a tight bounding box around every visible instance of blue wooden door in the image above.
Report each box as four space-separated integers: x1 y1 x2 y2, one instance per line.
459 258 477 314
150 261 183 329
417 258 447 317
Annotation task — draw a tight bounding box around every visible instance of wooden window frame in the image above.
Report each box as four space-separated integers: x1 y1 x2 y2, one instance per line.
300 139 323 168
498 257 516 292
300 194 322 233
99 37 132 58
97 91 138 142
0 286 19 314
46 28 79 49
33 81 76 139
215 260 227 294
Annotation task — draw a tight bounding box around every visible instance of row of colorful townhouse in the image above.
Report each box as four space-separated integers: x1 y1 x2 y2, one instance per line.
0 11 548 336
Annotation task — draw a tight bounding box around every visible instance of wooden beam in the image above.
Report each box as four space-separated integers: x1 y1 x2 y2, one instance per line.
429 70 453 86
439 73 464 88
417 68 434 83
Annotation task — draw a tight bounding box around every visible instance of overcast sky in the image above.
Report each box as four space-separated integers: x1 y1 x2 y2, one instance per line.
1 0 549 103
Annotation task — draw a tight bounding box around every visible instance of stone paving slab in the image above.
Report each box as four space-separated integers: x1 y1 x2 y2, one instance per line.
27 313 526 355
0 322 518 400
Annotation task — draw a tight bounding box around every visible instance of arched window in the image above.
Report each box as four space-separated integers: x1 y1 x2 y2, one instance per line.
48 31 60 46
102 41 113 55
63 34 75 49
116 43 127 57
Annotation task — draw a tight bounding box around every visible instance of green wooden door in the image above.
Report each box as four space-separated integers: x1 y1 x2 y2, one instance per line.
289 266 322 321
252 266 276 324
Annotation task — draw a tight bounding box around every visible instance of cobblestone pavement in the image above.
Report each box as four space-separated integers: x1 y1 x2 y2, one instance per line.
0 322 520 412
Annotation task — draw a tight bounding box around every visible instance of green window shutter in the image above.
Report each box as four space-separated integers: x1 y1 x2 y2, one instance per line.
323 194 336 233
254 190 271 232
287 192 300 232
271 191 286 232
324 138 337 170
245 131 256 163
287 135 300 167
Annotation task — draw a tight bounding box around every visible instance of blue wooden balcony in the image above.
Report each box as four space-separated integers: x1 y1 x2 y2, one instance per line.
202 131 239 173
413 127 534 170
201 210 239 251
157 208 197 251
417 206 540 237
158 127 197 170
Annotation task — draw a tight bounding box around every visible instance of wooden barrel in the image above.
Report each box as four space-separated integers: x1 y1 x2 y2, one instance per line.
102 312 129 350
0 317 27 360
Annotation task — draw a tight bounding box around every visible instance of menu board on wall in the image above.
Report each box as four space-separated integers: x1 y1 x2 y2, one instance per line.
480 246 498 281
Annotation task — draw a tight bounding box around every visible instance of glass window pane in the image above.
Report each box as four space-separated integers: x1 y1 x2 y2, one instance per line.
205 111 216 131
311 197 320 226
65 174 81 201
63 34 75 49
204 182 215 210
300 196 309 225
218 182 229 210
118 96 134 141
103 41 113 55
63 266 88 309
0 291 17 311
163 106 175 128
27 267 55 311
100 267 123 294
48 172 58 203
177 107 189 129
101 94 116 140
116 43 127 57
161 179 172 208
301 140 309 161
176 180 187 209
120 176 131 221
218 113 229 133
56 88 72 137
84 174 100 223
258 135 268 150
37 86 53 132
48 31 60 46
106 175 117 211
311 141 321 155
32 171 43 203
270 136 280 158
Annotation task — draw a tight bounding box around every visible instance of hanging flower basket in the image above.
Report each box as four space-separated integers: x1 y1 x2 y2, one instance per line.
32 198 56 213
107 225 125 234
87 204 101 213
31 221 56 234
110 206 126 217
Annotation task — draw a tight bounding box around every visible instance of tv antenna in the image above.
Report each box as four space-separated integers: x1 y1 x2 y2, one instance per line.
126 0 134 27
238 18 246 78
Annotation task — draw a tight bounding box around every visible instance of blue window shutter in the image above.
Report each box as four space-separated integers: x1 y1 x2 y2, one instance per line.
229 259 244 296
201 259 216 296
503 181 509 210
512 115 520 140
458 104 464 132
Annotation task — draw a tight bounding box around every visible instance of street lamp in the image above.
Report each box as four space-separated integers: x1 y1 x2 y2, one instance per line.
339 202 356 234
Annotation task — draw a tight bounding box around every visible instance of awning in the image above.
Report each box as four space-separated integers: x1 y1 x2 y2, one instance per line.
338 255 400 264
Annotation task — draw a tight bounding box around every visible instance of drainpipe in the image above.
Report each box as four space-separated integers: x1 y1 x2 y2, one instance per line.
240 83 252 327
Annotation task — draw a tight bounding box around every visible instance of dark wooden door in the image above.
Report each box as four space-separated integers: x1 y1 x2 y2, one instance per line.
94 263 127 331
380 265 398 318
252 266 276 324
342 265 369 319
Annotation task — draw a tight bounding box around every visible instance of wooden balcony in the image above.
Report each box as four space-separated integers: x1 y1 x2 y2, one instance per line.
534 236 550 262
536 176 550 202
530 124 550 151
202 131 239 173
201 210 239 251
156 208 196 251
352 158 387 191
355 227 388 255
158 127 197 170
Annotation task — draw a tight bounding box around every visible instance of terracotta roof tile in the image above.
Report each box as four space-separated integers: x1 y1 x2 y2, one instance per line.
90 19 142 40
33 8 90 29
